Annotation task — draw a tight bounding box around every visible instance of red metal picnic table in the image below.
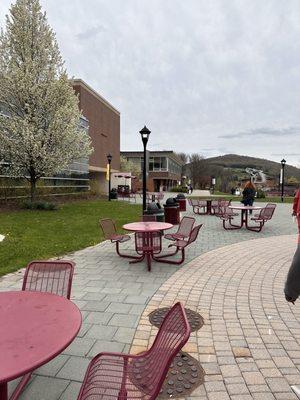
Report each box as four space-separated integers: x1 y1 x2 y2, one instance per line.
123 222 173 271
0 291 82 400
228 205 263 230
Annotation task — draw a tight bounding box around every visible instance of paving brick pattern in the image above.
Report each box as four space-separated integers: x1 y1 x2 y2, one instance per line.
0 201 298 399
131 235 300 399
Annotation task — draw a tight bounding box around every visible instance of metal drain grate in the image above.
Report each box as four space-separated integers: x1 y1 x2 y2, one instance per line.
149 307 204 332
158 351 205 398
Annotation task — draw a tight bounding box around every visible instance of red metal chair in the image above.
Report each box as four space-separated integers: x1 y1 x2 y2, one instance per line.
22 260 75 299
218 206 239 230
213 199 231 217
164 216 195 241
77 302 191 400
100 218 133 259
16 260 75 400
154 224 203 265
135 231 162 256
249 203 276 232
210 199 219 215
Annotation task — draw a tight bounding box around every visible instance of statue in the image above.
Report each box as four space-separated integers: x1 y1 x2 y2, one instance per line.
245 168 266 184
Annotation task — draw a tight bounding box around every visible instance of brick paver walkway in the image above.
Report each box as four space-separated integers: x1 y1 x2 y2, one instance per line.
132 234 300 399
0 201 298 399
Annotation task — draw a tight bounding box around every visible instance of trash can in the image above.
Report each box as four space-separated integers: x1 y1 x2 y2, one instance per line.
163 198 180 225
176 193 186 211
110 188 118 199
144 202 165 222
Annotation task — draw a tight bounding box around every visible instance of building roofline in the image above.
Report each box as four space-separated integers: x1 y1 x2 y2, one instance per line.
71 79 120 116
121 150 184 165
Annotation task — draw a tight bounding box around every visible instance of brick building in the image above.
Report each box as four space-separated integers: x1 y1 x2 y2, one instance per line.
72 79 120 194
121 151 184 192
0 80 120 200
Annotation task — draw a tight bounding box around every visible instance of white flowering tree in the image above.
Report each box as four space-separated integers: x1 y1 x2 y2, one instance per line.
0 0 92 201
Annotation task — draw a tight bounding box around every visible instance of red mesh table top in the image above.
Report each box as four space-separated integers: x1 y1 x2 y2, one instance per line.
229 205 263 211
0 291 81 383
123 222 173 232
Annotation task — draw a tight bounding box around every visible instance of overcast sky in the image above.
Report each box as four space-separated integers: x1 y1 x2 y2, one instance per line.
1 0 300 167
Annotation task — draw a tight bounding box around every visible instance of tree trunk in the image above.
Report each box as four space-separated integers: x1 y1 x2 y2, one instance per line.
30 178 36 203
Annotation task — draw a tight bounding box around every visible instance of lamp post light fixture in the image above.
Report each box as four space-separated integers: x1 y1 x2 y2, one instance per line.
139 126 151 212
107 153 112 201
211 177 216 194
280 158 286 203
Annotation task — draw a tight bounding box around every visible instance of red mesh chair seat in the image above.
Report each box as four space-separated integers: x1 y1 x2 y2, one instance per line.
249 204 276 232
164 216 195 241
100 218 135 259
219 206 238 221
155 225 202 265
110 234 131 243
22 260 75 299
251 203 276 222
77 303 191 400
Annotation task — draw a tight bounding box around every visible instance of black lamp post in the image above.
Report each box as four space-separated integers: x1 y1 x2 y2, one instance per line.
280 158 286 203
107 153 112 201
139 126 151 212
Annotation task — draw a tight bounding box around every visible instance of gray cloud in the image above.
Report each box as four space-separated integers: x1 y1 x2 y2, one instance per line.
76 26 106 41
1 0 300 166
219 126 300 139
271 153 300 156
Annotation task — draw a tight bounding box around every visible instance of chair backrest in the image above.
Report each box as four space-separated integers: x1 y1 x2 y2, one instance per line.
187 224 202 245
259 203 276 220
22 260 75 299
177 216 195 237
99 218 117 240
132 302 191 398
142 215 157 222
219 199 231 207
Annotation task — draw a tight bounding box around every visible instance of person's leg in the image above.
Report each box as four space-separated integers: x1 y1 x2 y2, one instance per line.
284 244 300 303
249 199 254 214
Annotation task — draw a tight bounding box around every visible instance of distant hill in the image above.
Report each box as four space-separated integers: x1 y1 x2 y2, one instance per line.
203 154 300 180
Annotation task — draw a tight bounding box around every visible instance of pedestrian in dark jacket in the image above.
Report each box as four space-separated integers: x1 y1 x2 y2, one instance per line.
284 188 300 303
241 181 256 213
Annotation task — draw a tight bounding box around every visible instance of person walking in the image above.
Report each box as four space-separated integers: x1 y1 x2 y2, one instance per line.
241 181 256 214
284 188 300 303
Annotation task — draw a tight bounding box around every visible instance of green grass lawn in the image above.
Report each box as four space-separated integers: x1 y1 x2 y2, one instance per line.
0 200 141 277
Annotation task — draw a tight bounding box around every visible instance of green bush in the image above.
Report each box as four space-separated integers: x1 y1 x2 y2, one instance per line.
170 186 188 193
256 189 266 199
22 200 58 210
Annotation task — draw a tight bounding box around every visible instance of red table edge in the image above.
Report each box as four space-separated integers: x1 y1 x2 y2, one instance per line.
123 222 173 232
0 292 82 384
228 205 262 210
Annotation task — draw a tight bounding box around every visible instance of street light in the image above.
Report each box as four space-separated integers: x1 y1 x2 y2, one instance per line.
211 177 216 194
280 158 286 203
139 126 151 212
107 153 112 201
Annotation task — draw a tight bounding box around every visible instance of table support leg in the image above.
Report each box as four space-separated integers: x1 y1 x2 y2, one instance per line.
10 373 32 400
0 382 8 400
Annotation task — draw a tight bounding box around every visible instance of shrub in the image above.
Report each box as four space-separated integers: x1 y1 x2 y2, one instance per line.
170 186 188 193
22 201 58 210
256 189 266 199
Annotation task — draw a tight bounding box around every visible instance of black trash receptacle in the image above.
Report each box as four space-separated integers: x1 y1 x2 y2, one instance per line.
110 189 118 200
163 198 180 224
176 193 186 212
144 202 165 222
